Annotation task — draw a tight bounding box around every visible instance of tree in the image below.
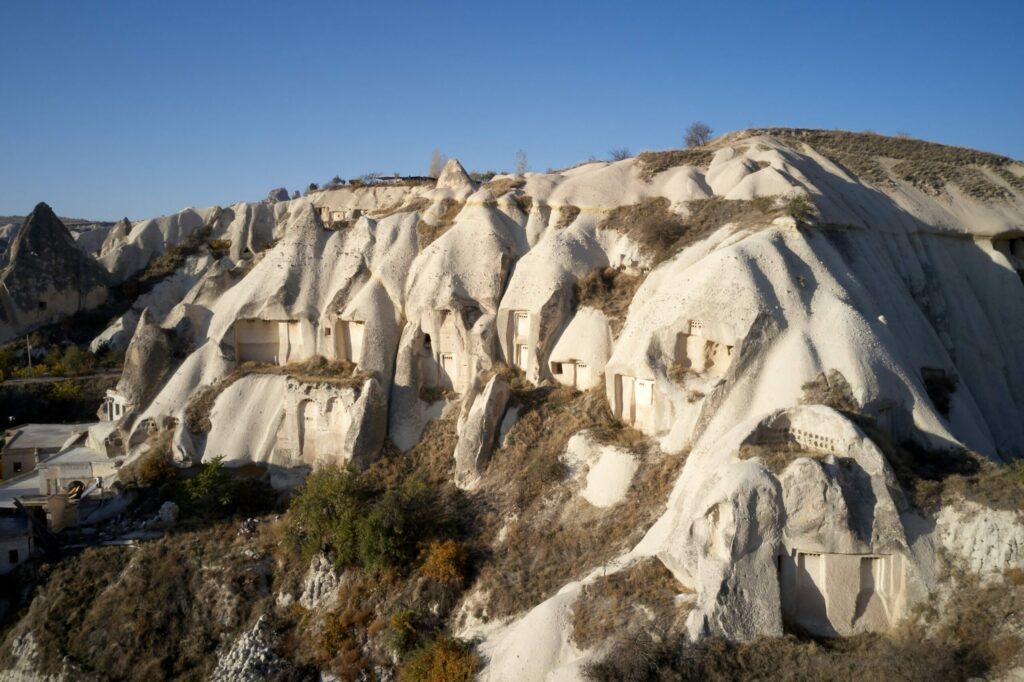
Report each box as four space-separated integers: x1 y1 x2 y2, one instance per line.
609 147 631 161
307 182 319 193
429 149 447 178
515 149 529 175
326 175 343 188
684 122 713 148
292 190 301 199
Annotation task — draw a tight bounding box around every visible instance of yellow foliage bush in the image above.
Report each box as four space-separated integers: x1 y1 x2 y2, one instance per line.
419 539 466 585
399 637 479 682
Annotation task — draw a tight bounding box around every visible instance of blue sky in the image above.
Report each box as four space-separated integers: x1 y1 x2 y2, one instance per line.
2 0 1022 220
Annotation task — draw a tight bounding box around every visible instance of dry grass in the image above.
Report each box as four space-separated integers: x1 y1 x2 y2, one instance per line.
575 267 644 336
571 557 691 649
184 357 366 434
875 431 1024 516
755 128 1022 199
416 199 464 250
601 196 787 265
800 369 858 413
635 148 716 180
473 386 683 618
371 197 431 220
555 205 581 229
119 429 176 488
512 194 533 214
481 177 525 197
737 441 831 476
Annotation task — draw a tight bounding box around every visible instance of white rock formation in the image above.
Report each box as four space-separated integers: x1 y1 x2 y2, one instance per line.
454 373 510 489
936 501 1024 578
36 130 1024 677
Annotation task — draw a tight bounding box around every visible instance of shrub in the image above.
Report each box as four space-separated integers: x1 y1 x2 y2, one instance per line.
49 379 83 401
208 239 231 254
386 608 420 653
785 194 817 223
176 456 235 517
175 457 275 519
286 466 450 572
100 349 125 368
419 539 467 585
61 346 96 375
0 348 14 375
609 148 631 161
135 448 176 487
120 431 176 488
922 368 957 416
399 637 480 682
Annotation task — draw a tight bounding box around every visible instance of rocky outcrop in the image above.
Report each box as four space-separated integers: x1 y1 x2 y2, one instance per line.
117 308 176 412
435 157 474 193
0 202 108 342
454 373 510 488
299 554 342 609
210 616 295 682
936 501 1024 577
265 187 290 203
99 217 131 257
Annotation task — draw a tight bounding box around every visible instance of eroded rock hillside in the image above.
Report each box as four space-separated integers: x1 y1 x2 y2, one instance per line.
4 129 1024 680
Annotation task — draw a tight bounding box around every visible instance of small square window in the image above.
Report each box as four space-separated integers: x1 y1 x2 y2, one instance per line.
551 362 563 374
13 461 23 474
325 328 332 336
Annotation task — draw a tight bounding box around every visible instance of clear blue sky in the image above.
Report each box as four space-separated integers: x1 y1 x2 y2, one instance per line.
2 0 1022 220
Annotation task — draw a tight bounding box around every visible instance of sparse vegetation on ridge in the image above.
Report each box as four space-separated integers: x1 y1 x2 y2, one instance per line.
635 147 716 179
755 128 1023 199
600 195 796 264
481 176 525 197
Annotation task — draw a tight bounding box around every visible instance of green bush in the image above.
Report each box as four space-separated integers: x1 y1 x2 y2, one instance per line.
62 346 97 375
286 466 448 572
50 380 84 401
175 457 275 519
